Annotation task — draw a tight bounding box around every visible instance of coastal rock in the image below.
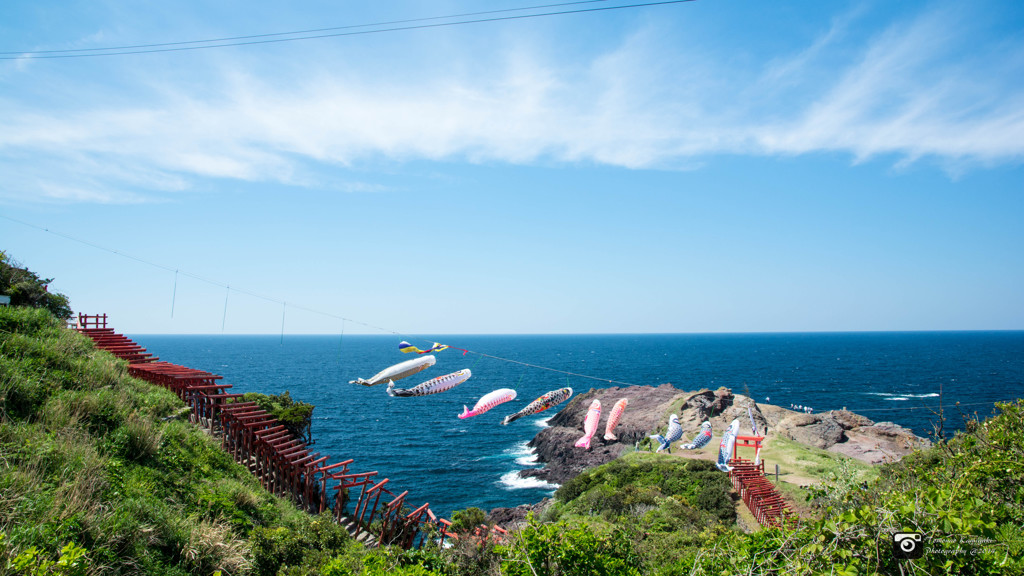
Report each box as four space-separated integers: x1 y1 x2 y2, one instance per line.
488 499 550 530
527 384 687 485
774 409 930 462
830 409 874 429
777 413 846 449
520 384 932 486
521 384 776 485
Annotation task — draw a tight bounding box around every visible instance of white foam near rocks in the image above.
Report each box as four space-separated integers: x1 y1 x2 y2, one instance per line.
498 471 559 491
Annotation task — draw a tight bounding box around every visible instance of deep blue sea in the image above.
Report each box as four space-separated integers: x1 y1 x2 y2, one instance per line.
131 332 1024 519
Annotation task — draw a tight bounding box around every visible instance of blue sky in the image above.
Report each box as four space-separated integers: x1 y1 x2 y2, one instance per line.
1 0 1022 335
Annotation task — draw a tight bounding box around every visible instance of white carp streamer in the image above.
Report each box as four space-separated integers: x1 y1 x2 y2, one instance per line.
350 355 436 387
387 369 471 397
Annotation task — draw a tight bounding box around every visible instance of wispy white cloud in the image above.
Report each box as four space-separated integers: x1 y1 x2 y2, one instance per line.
1 2 1021 204
755 4 1024 165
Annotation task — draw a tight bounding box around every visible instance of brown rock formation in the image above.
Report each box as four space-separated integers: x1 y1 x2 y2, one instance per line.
518 384 930 487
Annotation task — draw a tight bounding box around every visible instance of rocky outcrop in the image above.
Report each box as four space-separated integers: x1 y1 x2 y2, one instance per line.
518 384 931 488
775 409 930 463
524 384 687 485
522 384 773 485
487 499 551 530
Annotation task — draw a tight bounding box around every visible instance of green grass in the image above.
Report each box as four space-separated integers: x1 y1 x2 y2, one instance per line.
756 434 878 504
3 305 1022 576
0 307 352 575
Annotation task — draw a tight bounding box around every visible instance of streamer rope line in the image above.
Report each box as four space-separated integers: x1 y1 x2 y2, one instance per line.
5 214 1019 413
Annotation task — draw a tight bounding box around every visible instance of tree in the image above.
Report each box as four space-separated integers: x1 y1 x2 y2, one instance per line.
0 251 72 320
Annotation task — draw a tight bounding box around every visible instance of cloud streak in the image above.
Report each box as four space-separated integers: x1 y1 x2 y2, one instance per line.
1 3 1021 203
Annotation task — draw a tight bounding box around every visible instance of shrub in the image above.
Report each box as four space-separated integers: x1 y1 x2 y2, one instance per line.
448 507 488 534
0 252 72 320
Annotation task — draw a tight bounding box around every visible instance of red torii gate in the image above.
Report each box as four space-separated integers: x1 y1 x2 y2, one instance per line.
728 434 796 528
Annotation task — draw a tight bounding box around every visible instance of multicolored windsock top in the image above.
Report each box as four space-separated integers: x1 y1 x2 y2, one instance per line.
399 341 450 354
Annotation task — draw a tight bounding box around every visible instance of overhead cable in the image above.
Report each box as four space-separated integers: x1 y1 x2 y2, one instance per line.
2 0 697 60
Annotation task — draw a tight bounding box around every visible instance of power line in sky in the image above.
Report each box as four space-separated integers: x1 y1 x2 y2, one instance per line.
1 0 696 60
1 214 647 386
7 214 1008 416
1 1 609 56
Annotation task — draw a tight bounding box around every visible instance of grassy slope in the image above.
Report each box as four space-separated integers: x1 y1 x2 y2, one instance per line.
641 394 880 522
4 306 1021 576
0 308 351 575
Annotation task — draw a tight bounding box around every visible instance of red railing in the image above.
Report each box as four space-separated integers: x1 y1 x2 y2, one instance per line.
74 316 450 549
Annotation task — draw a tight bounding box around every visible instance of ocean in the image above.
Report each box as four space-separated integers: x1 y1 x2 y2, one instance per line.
131 331 1024 519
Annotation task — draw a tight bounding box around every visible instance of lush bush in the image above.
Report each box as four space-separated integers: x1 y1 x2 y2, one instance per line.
555 454 735 526
448 507 488 534
497 519 641 576
0 251 71 320
239 391 315 444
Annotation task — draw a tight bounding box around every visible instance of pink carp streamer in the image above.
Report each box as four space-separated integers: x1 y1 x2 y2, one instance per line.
574 399 602 449
603 398 628 441
502 387 573 425
458 388 517 419
387 369 471 397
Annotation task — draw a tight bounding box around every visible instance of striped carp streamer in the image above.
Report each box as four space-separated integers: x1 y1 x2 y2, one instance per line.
680 420 713 450
502 387 573 425
350 355 436 387
574 399 602 449
650 414 682 453
603 398 628 441
399 340 449 354
459 388 517 419
387 369 471 397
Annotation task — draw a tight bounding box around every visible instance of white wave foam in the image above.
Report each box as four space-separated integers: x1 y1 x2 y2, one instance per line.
534 415 554 428
498 471 559 491
865 392 940 399
516 453 539 466
503 440 533 457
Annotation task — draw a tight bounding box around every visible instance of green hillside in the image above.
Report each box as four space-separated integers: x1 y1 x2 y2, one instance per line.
0 307 352 575
2 273 1022 574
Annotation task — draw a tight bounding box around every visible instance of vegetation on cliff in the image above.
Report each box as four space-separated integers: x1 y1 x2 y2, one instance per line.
0 251 71 321
1 256 1021 574
235 392 315 445
0 307 349 575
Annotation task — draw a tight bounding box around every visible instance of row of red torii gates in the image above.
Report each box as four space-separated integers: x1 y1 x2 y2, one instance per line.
727 436 797 528
71 313 503 549
72 313 790 538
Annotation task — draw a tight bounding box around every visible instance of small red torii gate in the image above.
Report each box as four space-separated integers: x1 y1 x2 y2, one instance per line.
728 434 796 528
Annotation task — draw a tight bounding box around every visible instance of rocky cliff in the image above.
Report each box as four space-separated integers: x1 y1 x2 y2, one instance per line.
518 383 930 487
